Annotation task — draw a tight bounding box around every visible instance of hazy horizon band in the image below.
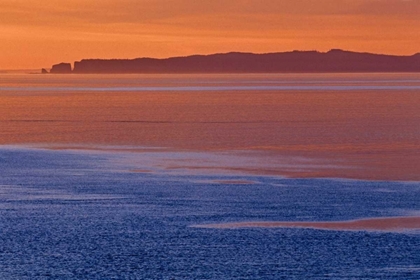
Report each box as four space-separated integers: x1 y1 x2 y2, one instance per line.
2 85 420 92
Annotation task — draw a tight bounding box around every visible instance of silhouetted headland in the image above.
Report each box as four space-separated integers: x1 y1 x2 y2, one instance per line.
50 62 72 73
49 50 420 74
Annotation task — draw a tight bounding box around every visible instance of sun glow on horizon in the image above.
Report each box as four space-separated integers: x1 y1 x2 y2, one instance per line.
1 0 419 69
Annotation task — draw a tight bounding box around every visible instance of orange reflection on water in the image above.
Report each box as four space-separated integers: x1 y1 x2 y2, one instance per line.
192 217 420 232
0 74 419 181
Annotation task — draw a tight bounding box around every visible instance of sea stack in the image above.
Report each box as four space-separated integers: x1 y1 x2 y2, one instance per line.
50 63 72 73
41 68 48 74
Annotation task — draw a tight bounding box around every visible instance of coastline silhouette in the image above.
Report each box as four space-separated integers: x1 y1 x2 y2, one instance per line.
49 49 420 74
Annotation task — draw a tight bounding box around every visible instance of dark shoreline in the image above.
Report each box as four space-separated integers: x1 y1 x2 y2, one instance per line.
49 49 420 74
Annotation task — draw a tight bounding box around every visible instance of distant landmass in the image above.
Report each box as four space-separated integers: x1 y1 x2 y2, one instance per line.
48 49 420 74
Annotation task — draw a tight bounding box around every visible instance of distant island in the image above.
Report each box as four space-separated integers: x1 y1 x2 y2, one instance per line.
48 49 420 74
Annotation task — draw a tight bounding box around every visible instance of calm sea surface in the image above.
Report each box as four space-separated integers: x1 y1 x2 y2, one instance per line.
1 73 419 180
0 73 419 279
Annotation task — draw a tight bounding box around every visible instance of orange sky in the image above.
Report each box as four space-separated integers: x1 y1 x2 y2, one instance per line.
1 0 419 69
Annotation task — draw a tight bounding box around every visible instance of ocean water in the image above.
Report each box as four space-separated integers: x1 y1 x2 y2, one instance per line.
0 73 419 279
1 73 420 180
0 146 419 279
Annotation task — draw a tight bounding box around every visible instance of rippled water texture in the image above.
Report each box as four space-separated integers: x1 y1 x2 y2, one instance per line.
0 147 419 279
0 73 419 278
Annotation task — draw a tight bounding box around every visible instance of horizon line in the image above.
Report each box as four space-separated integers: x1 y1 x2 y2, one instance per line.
2 49 420 71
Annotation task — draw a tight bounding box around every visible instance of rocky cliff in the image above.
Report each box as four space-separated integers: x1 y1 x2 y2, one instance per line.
51 50 420 74
50 63 72 73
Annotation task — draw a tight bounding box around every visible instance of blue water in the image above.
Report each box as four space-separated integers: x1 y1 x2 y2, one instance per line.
0 146 419 279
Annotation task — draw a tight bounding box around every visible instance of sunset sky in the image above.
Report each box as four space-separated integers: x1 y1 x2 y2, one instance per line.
1 0 419 69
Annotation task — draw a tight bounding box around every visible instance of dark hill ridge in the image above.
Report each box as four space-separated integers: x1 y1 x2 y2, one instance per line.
50 50 420 73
